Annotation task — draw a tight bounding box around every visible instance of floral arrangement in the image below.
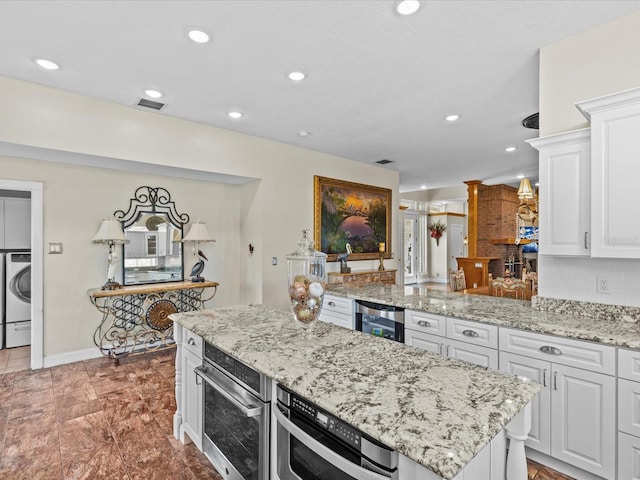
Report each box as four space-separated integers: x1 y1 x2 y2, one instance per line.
429 220 446 246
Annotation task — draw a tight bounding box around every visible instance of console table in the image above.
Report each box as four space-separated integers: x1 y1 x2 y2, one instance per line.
328 269 397 285
88 281 218 364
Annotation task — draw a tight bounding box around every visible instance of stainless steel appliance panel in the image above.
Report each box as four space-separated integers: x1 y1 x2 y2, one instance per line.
276 384 398 480
355 300 404 343
199 341 270 480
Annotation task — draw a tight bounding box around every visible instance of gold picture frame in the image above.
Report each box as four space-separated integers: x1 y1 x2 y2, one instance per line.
314 176 392 262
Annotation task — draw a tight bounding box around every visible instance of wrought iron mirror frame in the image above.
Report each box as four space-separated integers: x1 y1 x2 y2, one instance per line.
114 186 190 286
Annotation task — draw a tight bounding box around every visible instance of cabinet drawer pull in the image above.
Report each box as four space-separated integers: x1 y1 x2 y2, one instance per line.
542 369 547 387
539 345 562 355
417 320 432 328
553 371 558 391
187 338 196 346
585 232 588 250
462 329 479 338
438 343 443 355
328 301 336 307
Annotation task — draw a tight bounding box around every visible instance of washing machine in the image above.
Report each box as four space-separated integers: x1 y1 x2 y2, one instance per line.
5 252 31 348
0 253 4 349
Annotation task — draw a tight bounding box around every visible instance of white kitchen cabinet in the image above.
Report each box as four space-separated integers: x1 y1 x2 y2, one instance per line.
551 363 615 478
174 325 203 450
405 314 498 369
1 197 31 249
319 294 354 329
499 328 615 479
405 329 444 356
527 129 590 256
619 431 640 480
500 352 551 454
577 86 640 258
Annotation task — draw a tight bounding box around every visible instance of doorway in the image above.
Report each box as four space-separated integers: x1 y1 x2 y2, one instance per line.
0 179 43 370
449 223 464 272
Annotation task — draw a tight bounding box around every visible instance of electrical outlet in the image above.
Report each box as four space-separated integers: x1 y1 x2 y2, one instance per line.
597 276 610 294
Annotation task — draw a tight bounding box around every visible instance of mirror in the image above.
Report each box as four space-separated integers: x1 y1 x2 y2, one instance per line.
115 187 189 286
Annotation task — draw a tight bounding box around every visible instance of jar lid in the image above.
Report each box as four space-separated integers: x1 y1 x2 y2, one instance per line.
286 229 327 260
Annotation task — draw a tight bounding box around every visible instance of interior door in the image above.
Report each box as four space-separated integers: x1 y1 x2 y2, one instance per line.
449 223 464 272
403 212 417 284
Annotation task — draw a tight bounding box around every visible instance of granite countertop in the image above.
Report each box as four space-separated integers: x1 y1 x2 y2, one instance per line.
326 283 640 350
171 305 542 480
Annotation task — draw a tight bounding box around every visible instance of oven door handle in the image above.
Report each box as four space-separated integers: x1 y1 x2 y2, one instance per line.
195 366 263 418
274 407 392 480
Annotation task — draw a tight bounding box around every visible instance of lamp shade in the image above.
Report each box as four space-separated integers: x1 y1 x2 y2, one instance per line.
183 219 216 243
92 217 128 244
517 178 535 200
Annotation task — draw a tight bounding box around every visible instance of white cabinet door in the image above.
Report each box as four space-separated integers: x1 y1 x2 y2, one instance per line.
499 352 551 455
578 87 640 258
446 338 498 370
4 197 30 249
619 431 640 480
182 346 203 450
0 199 4 249
529 129 590 256
550 363 615 479
405 329 443 355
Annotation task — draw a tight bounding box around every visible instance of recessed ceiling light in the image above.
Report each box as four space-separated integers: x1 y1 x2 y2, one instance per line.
227 111 243 119
298 130 310 137
420 185 427 190
517 174 525 179
396 0 421 15
187 28 211 44
144 89 163 99
445 114 459 122
288 71 306 81
34 58 59 70
505 146 517 152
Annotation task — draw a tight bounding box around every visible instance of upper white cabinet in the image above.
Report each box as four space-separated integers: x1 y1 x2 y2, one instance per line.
1 197 31 249
528 129 591 256
577 87 640 258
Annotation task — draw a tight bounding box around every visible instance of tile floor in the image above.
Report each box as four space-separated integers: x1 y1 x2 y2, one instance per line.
0 346 31 374
0 347 573 480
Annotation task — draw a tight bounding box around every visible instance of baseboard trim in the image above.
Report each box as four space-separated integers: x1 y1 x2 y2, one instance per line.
43 347 102 368
526 448 606 480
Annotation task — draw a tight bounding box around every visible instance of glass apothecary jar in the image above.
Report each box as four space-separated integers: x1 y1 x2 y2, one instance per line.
286 229 327 328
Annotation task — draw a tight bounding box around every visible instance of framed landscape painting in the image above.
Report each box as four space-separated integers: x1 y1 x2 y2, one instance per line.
314 176 392 262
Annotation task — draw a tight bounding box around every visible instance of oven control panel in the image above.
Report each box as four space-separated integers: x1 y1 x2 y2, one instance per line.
204 342 262 395
291 395 361 449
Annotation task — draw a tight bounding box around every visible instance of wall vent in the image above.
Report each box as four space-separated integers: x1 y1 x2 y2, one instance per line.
376 159 393 165
137 98 165 110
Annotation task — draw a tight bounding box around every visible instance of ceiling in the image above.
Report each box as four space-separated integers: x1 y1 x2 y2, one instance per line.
1 1 640 193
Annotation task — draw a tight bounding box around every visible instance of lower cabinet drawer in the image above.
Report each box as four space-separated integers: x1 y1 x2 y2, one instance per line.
184 329 203 357
405 310 446 337
499 327 615 375
318 311 354 330
447 317 498 349
618 431 640 480
322 295 354 316
447 338 498 370
619 378 640 438
6 321 31 348
619 348 640 382
405 329 444 355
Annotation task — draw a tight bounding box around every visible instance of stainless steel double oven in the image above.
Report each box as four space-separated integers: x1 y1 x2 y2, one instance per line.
196 341 271 480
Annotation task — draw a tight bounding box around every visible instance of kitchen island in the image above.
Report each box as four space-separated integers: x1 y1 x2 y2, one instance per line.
171 304 541 480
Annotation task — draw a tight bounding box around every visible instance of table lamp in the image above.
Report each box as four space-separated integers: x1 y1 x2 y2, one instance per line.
182 219 216 282
92 217 130 290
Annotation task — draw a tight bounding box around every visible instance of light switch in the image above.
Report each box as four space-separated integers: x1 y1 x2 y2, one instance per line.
48 243 63 254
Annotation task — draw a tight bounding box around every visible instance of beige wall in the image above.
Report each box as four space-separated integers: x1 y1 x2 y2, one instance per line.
0 75 399 360
539 11 640 136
